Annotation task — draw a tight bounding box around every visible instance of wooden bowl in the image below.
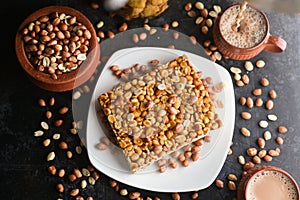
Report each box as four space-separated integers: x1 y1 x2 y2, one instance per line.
15 6 100 92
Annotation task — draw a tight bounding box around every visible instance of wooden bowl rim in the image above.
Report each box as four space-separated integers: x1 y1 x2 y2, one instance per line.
15 5 99 88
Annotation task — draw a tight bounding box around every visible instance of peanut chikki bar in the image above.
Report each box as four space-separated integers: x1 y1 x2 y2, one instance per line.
98 55 215 173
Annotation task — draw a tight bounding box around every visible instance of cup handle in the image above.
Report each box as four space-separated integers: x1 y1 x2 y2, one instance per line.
264 34 287 53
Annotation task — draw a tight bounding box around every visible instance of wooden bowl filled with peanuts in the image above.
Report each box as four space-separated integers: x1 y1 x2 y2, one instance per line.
15 6 100 92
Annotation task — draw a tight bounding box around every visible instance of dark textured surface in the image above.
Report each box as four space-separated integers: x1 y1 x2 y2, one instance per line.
1 0 300 199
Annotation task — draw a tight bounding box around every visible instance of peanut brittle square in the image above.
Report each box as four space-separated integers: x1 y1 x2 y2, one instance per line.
98 55 214 173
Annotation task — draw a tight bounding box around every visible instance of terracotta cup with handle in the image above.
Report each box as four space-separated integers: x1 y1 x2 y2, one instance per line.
213 4 287 60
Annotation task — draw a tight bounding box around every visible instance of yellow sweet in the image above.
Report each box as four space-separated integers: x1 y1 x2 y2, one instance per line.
117 0 169 19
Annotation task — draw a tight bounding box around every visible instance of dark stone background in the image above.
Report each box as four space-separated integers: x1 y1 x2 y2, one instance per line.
1 0 299 199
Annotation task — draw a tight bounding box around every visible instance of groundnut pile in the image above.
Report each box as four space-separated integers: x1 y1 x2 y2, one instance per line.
22 12 91 79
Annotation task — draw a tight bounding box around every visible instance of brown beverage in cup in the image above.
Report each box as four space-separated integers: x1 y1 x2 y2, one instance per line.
220 5 267 48
213 4 287 60
246 169 299 200
237 166 300 200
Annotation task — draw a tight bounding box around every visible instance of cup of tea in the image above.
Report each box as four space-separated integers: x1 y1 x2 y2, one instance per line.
213 4 287 60
237 166 300 200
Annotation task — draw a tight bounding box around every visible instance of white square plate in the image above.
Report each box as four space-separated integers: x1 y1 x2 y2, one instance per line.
86 47 235 192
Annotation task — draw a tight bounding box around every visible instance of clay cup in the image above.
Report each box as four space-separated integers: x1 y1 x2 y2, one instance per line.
213 4 287 60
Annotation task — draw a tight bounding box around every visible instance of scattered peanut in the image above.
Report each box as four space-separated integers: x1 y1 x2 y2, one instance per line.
258 120 268 128
238 155 245 165
213 5 222 14
267 114 277 121
53 133 60 140
257 137 266 148
129 192 141 200
189 35 197 45
132 33 139 43
263 155 273 162
120 188 128 196
256 60 265 68
268 149 280 157
41 121 49 130
96 143 107 150
150 28 157 35
46 111 52 119
243 161 254 170
171 192 180 200
48 165 57 175
191 192 199 199
56 183 64 193
269 89 277 99
58 169 65 177
109 179 117 188
43 138 51 147
240 127 251 137
38 98 46 107
258 150 267 158
201 26 209 34
242 74 250 85
206 18 213 27
47 151 55 161
74 168 82 178
244 61 254 71
278 126 288 133
81 180 87 189
239 96 246 106
67 150 73 159
73 91 81 100
276 136 284 144
70 188 79 197
49 97 55 106
195 16 204 25
255 98 263 107
263 131 272 140
251 154 261 164
260 77 269 86
236 80 244 87
96 21 104 28
227 174 237 181
182 159 190 167
265 99 274 110
215 179 224 188
200 8 208 18
246 148 257 157
195 2 204 10
69 174 77 182
228 181 236 191
241 112 251 120
246 97 254 108
252 88 262 96
171 21 179 28
59 141 68 150
34 130 44 137
118 22 128 32
139 32 147 41
209 10 218 18
54 119 63 127
184 2 192 11
58 106 69 114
